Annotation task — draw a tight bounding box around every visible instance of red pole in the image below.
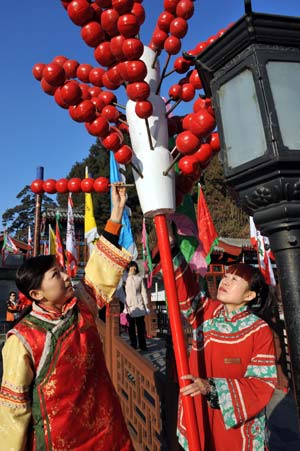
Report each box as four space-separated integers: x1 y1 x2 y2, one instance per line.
154 214 201 451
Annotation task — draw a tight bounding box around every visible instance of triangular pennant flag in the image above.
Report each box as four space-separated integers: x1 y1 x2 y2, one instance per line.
249 217 276 286
55 211 65 268
66 193 78 277
110 152 138 258
84 166 99 250
197 185 219 265
141 219 153 288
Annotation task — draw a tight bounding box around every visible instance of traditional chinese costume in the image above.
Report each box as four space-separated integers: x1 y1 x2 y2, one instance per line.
0 224 133 451
174 252 277 451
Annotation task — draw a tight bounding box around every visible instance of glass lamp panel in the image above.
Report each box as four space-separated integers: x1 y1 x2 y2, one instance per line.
218 69 267 169
266 61 300 150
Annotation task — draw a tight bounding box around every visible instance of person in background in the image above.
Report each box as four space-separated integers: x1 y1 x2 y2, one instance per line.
0 185 134 451
5 291 19 323
125 261 149 351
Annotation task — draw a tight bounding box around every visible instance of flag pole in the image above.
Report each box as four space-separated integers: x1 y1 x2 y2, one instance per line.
33 166 44 256
154 214 201 451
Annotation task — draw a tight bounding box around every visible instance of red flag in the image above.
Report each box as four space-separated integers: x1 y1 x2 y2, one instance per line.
55 212 65 269
197 186 219 265
66 194 78 277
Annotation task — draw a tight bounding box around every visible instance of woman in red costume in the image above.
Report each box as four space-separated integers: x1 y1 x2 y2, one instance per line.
171 243 277 451
0 185 134 451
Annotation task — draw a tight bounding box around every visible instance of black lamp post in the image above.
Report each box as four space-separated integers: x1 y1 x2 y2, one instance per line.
188 0 300 418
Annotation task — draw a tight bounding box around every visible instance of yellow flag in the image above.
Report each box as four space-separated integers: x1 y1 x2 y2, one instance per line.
49 224 56 255
84 167 99 246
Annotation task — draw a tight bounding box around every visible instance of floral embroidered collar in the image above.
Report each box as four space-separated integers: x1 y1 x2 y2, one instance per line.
219 304 249 322
32 296 77 321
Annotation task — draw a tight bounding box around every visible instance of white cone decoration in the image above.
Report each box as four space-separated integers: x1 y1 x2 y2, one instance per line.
126 46 176 217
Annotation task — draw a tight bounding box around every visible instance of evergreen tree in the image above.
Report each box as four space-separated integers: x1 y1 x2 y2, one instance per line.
202 155 249 238
2 186 57 240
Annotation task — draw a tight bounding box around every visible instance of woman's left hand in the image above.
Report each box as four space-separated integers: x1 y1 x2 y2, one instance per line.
180 375 211 397
110 183 127 223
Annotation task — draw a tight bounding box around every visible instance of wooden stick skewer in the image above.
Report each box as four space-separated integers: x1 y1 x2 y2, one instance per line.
166 99 182 116
156 54 171 95
163 153 181 176
145 118 154 150
108 183 135 187
130 161 144 179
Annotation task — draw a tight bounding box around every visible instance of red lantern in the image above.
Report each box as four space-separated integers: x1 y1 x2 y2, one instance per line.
117 13 140 38
60 80 82 106
43 63 65 87
32 63 45 81
54 88 69 109
131 2 145 25
151 28 168 49
157 11 174 32
76 64 93 83
94 177 110 193
122 38 144 60
68 178 82 193
207 132 221 153
43 179 57 194
126 81 150 101
80 21 105 47
194 41 208 53
178 155 198 175
188 110 216 138
114 145 133 164
81 178 94 192
85 116 109 137
102 131 123 150
56 178 69 193
189 69 202 89
101 105 120 122
41 78 57 96
89 67 105 87
70 100 96 122
63 59 79 78
164 35 181 55
101 8 119 36
30 179 44 194
176 131 200 154
193 143 213 164
52 55 68 66
94 42 116 67
176 0 194 20
168 84 182 100
164 0 180 14
119 60 147 82
180 83 195 102
135 100 153 119
79 83 92 100
170 17 188 38
110 35 126 60
67 0 94 26
98 90 117 105
112 0 134 14
102 72 120 90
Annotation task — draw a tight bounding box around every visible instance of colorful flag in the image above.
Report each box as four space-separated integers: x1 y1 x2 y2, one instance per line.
48 224 56 255
170 193 208 276
84 166 99 249
141 219 153 288
249 217 276 286
55 212 65 268
27 225 32 256
197 185 219 265
1 231 19 264
66 194 78 277
110 152 138 258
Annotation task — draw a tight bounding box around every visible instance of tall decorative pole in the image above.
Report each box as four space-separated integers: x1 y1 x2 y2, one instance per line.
33 166 43 256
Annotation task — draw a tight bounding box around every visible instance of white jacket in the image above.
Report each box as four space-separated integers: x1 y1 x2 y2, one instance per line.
125 274 148 318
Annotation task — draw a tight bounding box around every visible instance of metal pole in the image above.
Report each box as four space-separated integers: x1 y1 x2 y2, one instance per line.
268 227 300 421
154 214 201 451
33 166 44 257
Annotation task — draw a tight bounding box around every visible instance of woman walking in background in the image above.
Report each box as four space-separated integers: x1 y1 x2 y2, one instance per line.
125 261 149 351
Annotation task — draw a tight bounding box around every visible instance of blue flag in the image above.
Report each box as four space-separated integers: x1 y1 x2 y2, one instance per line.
109 152 138 259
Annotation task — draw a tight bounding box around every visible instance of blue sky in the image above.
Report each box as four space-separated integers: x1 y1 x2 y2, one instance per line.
1 0 299 230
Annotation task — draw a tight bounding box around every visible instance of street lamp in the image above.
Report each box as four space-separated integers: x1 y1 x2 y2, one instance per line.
188 0 300 418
